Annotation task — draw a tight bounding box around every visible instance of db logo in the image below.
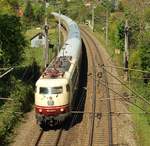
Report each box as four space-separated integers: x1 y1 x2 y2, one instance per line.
47 97 54 105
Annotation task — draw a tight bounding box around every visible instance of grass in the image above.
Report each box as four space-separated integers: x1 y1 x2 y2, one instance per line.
23 27 58 68
92 23 150 145
130 104 150 146
22 47 44 67
89 24 123 66
130 80 150 145
92 26 124 77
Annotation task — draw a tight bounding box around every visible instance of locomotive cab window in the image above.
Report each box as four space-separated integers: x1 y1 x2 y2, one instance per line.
35 86 37 93
66 84 70 92
51 86 63 94
39 87 49 94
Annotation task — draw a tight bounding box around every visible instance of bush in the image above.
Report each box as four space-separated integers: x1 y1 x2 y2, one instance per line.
0 78 34 145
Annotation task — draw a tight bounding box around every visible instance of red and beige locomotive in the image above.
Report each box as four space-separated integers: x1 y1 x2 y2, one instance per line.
35 12 82 126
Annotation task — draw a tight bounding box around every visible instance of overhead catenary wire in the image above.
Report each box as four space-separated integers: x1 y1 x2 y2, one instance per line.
0 64 34 70
0 110 23 114
0 97 13 101
89 71 148 113
0 78 147 115
99 96 134 101
0 68 14 78
128 77 150 80
0 68 13 71
71 111 150 115
97 78 146 112
102 66 150 106
0 65 30 79
104 65 150 74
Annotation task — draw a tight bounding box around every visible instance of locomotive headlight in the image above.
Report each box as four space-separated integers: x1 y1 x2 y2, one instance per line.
38 108 42 113
60 108 64 112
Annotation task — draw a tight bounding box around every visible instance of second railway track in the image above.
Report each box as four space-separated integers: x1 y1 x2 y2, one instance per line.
80 26 113 146
33 26 113 146
10 12 136 145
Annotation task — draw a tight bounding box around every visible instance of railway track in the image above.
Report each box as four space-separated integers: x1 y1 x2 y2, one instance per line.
32 27 113 146
10 13 135 145
80 28 97 146
80 26 113 146
32 128 63 146
13 27 113 146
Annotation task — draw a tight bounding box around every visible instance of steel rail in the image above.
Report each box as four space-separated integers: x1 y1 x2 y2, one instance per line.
81 29 96 146
102 67 113 146
34 129 63 146
53 129 63 146
80 26 113 146
35 130 44 146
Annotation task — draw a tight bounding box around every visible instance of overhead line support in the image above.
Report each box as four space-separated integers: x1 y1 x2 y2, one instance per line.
0 68 14 79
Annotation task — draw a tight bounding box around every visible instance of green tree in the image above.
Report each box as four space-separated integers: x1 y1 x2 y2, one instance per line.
6 0 19 11
24 0 33 21
101 0 113 12
32 3 45 24
0 14 26 67
114 20 125 51
0 0 12 14
127 13 140 49
61 0 68 15
0 0 23 15
139 32 150 71
144 7 150 23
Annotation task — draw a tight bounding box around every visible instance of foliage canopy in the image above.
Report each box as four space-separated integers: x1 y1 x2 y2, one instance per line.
0 14 26 67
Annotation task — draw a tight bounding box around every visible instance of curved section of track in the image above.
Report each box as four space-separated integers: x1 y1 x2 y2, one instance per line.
11 25 113 146
80 26 113 146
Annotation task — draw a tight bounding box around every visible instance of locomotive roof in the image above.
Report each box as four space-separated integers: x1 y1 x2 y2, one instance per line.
48 56 71 72
41 56 72 79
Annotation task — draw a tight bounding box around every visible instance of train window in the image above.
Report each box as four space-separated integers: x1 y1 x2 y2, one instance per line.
39 87 49 94
51 86 63 94
72 67 78 84
35 86 37 93
66 84 70 92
